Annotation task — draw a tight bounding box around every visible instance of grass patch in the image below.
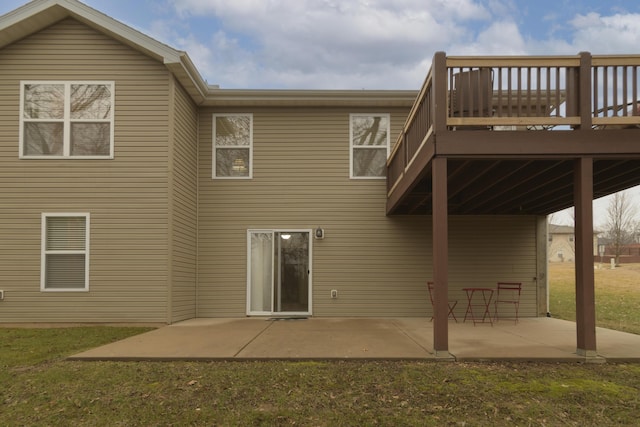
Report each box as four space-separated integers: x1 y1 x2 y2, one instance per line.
549 262 640 335
1 327 639 426
0 327 154 368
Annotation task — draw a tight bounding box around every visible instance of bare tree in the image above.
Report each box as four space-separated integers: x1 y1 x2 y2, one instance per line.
603 191 638 264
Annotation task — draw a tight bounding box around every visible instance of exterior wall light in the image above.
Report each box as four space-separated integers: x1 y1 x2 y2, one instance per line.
314 227 324 240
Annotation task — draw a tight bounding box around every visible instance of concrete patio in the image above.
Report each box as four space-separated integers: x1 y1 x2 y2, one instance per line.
68 317 640 363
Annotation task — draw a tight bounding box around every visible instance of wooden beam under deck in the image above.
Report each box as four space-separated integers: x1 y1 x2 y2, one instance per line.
387 129 640 216
434 129 640 158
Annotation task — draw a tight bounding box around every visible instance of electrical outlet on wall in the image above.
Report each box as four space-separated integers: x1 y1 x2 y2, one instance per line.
0 290 4 300
330 289 338 299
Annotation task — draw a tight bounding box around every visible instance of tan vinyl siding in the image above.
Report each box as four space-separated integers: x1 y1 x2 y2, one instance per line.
169 78 198 323
0 17 543 322
0 19 170 322
197 108 397 316
196 107 540 318
447 216 539 319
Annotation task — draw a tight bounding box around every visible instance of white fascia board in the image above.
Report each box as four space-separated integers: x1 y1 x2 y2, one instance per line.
202 89 419 108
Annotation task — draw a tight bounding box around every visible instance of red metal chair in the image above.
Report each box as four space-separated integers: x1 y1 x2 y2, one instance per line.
493 282 522 323
428 281 458 322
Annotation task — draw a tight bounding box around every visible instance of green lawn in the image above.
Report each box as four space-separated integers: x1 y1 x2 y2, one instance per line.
1 327 639 426
549 262 640 335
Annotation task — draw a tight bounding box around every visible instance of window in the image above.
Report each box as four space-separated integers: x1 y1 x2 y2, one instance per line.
41 213 90 291
350 114 390 178
213 114 253 178
20 81 114 158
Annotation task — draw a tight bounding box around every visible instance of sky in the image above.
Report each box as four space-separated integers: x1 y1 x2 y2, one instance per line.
2 0 640 225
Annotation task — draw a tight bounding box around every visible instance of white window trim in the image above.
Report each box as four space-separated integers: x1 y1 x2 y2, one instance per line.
212 113 253 179
349 113 391 179
41 213 90 292
20 81 115 159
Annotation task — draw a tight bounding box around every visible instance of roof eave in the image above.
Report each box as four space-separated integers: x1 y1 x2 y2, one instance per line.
165 55 209 104
202 89 419 108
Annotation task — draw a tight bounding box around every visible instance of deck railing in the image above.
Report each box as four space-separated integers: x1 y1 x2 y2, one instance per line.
592 56 640 127
387 52 640 196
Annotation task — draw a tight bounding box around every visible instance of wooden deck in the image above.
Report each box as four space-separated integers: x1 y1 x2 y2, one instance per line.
387 52 640 216
388 52 640 357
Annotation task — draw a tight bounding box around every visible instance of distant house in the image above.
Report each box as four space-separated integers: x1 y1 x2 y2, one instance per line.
2 0 640 358
548 224 576 262
548 224 600 262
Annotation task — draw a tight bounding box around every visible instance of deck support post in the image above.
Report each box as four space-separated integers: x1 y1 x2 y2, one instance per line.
433 51 448 134
432 157 452 358
574 157 597 357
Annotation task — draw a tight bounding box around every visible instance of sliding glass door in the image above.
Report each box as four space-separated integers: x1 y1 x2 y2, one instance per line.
248 230 311 315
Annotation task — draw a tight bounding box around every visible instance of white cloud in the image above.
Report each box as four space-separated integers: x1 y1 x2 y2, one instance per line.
569 13 640 53
163 0 492 88
145 0 640 89
448 20 526 55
